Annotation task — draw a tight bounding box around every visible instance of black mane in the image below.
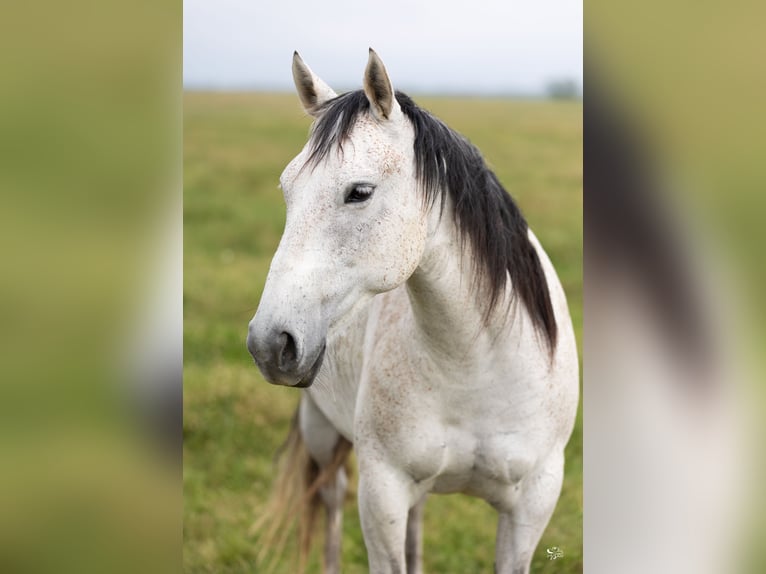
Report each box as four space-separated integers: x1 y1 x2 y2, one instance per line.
307 90 557 351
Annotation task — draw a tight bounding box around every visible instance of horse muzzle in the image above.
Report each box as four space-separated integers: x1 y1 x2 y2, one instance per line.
246 322 326 388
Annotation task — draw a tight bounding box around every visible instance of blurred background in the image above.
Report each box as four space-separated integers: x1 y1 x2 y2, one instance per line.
585 3 766 572
183 0 582 96
0 2 182 573
183 1 582 572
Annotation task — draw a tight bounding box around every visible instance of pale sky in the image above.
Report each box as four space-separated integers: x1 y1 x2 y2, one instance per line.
184 0 582 95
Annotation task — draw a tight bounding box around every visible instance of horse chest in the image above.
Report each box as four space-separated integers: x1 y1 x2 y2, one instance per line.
398 418 539 503
359 367 543 497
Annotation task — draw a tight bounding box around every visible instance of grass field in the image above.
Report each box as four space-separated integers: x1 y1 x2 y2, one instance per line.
183 91 582 573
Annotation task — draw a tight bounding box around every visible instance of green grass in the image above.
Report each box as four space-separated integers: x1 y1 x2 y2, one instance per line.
184 92 582 573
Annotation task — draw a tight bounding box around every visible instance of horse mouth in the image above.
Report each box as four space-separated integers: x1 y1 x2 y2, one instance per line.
293 343 326 388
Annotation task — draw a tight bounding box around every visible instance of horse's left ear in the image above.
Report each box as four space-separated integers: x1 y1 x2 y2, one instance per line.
292 51 337 117
363 48 402 121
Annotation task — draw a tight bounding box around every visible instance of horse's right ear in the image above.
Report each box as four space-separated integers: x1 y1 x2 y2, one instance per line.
363 48 401 122
292 52 337 117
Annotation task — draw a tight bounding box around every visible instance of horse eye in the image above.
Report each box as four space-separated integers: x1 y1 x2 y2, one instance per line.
345 184 375 204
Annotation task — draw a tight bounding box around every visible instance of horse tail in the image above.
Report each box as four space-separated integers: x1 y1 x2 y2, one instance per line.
252 405 353 573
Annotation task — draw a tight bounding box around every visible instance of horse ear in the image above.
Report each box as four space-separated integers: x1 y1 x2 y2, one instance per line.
292 52 337 117
363 48 401 121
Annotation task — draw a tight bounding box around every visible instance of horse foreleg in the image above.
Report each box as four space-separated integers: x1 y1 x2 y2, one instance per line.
405 496 426 574
358 462 414 574
494 449 564 574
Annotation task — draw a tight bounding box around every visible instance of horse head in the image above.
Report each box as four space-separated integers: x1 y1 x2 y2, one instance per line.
247 50 427 387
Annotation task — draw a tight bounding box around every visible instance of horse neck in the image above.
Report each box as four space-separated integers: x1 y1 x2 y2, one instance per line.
405 198 509 363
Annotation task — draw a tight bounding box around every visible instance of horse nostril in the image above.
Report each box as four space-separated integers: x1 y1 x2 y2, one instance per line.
277 331 298 370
